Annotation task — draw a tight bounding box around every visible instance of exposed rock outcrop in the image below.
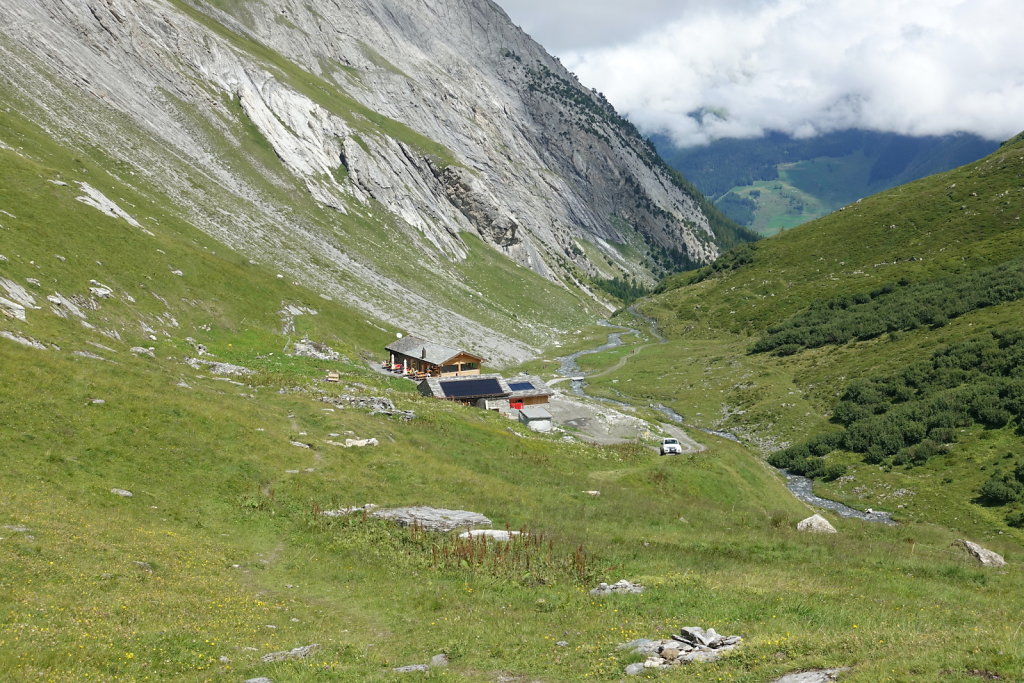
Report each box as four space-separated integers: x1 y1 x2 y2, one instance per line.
770 669 850 683
620 626 742 673
590 579 645 596
371 506 491 532
955 539 1006 567
0 0 740 364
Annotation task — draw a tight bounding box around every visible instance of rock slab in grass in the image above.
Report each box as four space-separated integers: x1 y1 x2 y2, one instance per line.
371 506 491 532
259 643 319 663
770 668 850 683
458 529 520 541
321 504 378 517
320 395 415 420
393 664 429 673
956 539 1006 567
324 437 379 448
797 514 837 534
111 488 133 497
290 338 340 361
185 357 253 376
590 579 645 595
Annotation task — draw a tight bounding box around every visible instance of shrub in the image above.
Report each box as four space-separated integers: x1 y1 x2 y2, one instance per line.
927 427 957 444
832 401 871 426
978 473 1024 506
893 439 946 466
749 260 1024 354
807 431 844 456
1006 511 1024 528
974 406 1012 429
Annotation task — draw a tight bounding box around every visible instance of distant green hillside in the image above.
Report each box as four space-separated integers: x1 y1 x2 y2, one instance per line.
655 129 999 235
582 133 1024 535
3 108 1023 679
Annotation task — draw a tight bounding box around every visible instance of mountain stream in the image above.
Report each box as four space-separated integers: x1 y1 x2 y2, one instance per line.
556 313 895 525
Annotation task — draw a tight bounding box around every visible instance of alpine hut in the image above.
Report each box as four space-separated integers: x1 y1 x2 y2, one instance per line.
384 335 484 379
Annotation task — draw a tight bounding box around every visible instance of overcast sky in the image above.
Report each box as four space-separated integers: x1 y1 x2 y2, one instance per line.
496 0 1024 147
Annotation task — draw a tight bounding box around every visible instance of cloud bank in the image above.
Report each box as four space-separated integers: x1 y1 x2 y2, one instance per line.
548 0 1024 147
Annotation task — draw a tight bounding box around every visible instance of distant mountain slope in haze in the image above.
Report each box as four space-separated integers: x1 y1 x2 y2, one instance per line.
654 129 999 234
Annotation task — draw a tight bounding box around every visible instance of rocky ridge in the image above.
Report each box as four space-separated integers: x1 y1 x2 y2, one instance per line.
0 0 735 363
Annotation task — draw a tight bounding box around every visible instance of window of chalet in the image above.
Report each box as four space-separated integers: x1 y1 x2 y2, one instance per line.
441 364 459 374
461 363 478 371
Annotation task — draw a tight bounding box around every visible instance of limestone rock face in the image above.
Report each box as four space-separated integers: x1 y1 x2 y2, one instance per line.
796 514 837 534
0 0 733 364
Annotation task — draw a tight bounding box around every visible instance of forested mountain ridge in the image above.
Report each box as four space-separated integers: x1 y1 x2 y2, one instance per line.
655 129 998 234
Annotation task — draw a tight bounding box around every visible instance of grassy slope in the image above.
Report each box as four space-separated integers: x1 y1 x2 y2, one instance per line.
1 12 1023 681
5 339 1024 681
582 136 1024 539
3 113 1023 682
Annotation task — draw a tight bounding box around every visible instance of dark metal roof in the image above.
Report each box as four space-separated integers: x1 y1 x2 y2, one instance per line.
419 374 512 400
506 375 553 399
441 378 503 398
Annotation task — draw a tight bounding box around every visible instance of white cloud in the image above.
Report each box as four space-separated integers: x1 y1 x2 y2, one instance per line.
547 0 1024 146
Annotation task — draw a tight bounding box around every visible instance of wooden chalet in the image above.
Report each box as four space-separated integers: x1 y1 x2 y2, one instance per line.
384 335 484 380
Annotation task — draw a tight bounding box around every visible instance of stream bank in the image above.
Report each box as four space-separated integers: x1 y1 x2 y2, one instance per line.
555 312 894 524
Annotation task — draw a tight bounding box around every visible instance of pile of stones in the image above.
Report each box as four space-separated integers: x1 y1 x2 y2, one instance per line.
185 357 253 376
621 626 742 674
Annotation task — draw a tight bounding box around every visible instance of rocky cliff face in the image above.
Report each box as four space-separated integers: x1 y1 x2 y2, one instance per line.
0 0 728 362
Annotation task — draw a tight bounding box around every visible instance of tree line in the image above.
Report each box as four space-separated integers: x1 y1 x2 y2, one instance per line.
769 329 1024 514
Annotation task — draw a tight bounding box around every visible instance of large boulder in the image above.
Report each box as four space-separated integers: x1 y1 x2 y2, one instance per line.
371 506 491 532
796 514 837 534
955 539 1006 567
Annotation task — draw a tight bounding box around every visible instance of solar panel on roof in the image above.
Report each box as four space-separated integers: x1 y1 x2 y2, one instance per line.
440 378 503 398
508 381 534 391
